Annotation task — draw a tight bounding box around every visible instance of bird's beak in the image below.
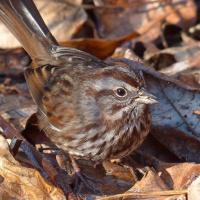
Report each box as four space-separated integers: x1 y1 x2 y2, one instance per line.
135 90 158 105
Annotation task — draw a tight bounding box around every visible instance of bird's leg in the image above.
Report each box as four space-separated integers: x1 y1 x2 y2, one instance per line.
68 154 102 194
34 131 101 196
42 149 101 195
55 150 74 175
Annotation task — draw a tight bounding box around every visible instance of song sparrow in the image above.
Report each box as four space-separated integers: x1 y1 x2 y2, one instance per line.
25 54 156 162
0 0 156 163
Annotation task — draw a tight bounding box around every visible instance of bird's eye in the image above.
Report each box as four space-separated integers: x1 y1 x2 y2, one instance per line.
115 87 127 97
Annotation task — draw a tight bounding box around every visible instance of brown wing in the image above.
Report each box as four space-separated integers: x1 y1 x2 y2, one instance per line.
24 65 59 112
25 64 77 130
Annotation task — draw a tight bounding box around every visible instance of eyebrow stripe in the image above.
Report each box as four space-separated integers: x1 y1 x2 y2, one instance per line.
90 69 139 88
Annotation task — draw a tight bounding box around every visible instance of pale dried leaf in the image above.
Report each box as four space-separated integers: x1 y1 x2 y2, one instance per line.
188 175 200 200
0 135 66 200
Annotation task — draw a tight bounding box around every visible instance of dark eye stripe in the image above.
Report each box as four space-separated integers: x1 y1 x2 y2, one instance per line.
85 88 112 100
95 89 114 99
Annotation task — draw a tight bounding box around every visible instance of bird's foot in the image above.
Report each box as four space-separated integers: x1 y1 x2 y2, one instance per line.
73 171 102 195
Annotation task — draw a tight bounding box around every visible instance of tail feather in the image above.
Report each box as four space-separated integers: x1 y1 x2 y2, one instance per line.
0 0 58 65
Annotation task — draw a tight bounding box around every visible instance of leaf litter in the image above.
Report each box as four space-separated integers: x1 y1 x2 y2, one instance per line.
0 0 200 199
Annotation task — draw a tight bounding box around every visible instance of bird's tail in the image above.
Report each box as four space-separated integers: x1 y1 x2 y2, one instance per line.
0 0 58 65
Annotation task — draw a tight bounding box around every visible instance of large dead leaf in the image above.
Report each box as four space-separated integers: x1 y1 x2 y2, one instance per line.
61 31 139 59
151 127 200 162
148 75 200 137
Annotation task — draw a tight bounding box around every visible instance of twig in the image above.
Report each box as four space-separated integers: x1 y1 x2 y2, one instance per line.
98 189 188 200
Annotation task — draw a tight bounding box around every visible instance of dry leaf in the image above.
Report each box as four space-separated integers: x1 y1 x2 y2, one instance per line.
61 31 139 59
188 175 200 200
0 135 66 200
151 127 200 162
148 73 200 136
146 43 200 70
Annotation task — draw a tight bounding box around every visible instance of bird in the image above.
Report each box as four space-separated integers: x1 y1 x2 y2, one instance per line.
0 0 157 188
25 60 156 162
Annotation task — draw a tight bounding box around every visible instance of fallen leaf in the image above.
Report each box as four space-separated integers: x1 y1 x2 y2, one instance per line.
151 127 200 162
0 134 66 200
61 31 139 59
188 175 200 200
148 74 200 137
146 43 200 70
